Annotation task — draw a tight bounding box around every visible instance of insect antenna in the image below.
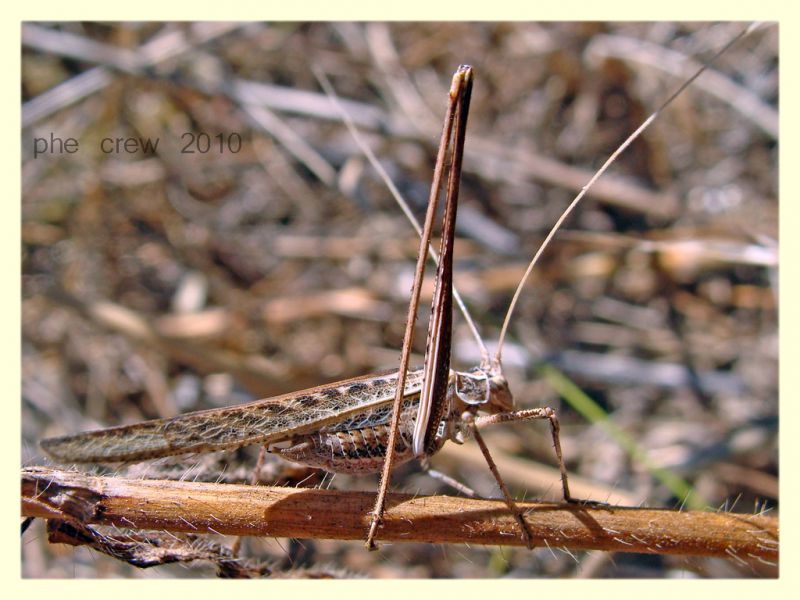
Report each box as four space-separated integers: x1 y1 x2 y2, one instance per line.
494 23 761 365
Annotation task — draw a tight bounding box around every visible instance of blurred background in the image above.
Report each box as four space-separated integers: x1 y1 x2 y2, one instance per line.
21 22 777 578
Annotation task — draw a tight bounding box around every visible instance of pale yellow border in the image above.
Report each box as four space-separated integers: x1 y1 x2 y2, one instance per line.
7 1 792 597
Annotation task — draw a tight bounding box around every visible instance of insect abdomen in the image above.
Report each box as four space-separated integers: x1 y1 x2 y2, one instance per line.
276 399 419 474
277 423 416 474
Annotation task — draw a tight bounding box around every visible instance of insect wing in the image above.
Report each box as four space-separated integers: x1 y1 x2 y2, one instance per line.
41 369 425 463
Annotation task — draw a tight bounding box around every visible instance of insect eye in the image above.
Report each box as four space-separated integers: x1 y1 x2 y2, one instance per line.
454 371 490 405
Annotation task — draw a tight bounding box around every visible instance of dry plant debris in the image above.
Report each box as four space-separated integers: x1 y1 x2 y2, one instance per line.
22 22 777 578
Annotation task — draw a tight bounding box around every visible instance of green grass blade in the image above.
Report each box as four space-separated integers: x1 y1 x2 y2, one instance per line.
538 364 706 510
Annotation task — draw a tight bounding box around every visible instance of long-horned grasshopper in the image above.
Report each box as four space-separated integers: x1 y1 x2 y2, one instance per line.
24 22 777 577
39 64 572 551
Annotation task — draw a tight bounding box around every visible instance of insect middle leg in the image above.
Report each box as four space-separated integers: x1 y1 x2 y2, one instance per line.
419 459 480 498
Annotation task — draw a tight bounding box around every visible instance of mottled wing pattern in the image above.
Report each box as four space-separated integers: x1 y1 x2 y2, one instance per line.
41 369 425 463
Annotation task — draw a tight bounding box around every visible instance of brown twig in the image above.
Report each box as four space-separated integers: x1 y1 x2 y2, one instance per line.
45 518 272 577
22 467 777 562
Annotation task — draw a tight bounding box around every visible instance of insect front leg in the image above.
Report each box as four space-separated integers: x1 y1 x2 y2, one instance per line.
473 408 572 503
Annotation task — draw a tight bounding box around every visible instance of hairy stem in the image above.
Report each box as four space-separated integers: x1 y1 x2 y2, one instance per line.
23 467 777 563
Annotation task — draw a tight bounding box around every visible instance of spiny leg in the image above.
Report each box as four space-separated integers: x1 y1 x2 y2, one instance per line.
365 66 473 551
462 413 536 548
467 406 589 549
475 407 573 502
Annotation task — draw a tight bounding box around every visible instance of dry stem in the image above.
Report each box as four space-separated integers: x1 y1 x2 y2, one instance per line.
22 466 777 563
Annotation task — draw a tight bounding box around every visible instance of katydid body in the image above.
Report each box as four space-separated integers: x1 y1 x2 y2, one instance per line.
40 65 571 551
40 365 513 472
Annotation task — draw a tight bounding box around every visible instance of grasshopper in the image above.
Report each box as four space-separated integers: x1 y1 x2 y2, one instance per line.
40 66 571 550
32 23 774 569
